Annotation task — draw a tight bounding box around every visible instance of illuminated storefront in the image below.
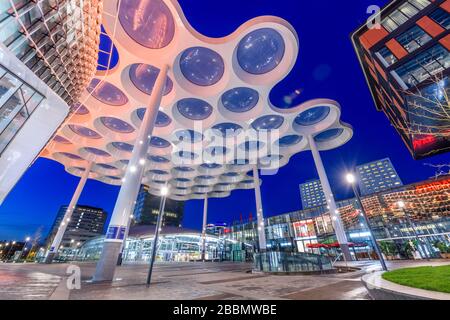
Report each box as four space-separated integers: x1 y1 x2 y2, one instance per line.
228 176 450 260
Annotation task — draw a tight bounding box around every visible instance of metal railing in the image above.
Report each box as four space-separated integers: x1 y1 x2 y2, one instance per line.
253 251 333 273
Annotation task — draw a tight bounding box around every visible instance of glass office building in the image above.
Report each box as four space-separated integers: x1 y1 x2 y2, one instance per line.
355 158 403 196
352 0 450 159
133 184 184 226
228 176 450 261
299 179 327 209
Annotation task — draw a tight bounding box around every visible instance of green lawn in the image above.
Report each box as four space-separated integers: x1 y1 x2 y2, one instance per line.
382 265 450 294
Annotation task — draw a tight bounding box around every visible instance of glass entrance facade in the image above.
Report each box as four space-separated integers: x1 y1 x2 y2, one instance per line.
0 64 44 155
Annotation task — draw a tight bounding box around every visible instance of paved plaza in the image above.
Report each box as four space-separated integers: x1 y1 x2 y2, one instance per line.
1 260 448 300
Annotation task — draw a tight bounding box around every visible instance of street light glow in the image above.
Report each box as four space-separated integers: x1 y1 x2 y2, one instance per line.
346 173 355 184
160 186 169 196
25 237 30 241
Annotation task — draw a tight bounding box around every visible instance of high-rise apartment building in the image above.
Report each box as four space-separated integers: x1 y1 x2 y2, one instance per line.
299 179 327 209
47 204 107 248
352 0 450 159
355 158 403 195
0 1 102 203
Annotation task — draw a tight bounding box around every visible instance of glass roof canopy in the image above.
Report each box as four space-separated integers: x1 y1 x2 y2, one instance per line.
44 0 353 201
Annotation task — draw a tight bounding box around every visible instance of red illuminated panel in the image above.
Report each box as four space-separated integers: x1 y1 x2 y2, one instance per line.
386 39 408 59
417 16 445 38
441 0 450 13
439 34 450 51
359 27 389 50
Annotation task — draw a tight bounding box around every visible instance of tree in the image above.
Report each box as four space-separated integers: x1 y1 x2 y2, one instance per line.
395 74 450 139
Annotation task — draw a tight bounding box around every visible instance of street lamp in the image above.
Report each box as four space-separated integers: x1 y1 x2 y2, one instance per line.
146 185 169 285
5 241 16 262
346 172 388 271
21 237 31 261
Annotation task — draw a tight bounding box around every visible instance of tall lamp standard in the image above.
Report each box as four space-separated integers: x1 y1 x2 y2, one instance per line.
19 237 31 262
5 241 15 262
146 185 169 286
346 173 387 271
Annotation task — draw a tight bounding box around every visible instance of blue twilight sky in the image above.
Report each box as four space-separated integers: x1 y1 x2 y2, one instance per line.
1 0 449 241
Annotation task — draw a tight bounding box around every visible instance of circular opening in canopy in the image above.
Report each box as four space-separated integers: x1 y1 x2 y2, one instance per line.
72 103 89 115
212 122 242 137
175 129 203 143
180 47 224 86
137 109 172 127
221 87 259 113
150 136 171 148
100 117 135 133
197 175 214 180
200 163 222 169
59 152 83 160
97 163 117 170
173 166 195 172
129 64 173 96
277 134 302 147
237 28 285 75
53 135 71 144
69 125 102 139
314 128 344 142
177 151 198 159
295 106 330 126
175 177 191 182
83 147 111 157
149 169 169 175
112 142 134 152
87 79 128 106
205 146 228 156
251 115 284 130
177 98 213 120
118 0 175 49
222 172 240 177
239 140 265 151
149 155 170 163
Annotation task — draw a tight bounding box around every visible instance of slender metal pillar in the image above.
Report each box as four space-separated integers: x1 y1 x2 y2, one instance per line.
146 195 167 286
93 65 169 282
201 195 208 262
44 161 93 263
116 214 133 266
252 166 267 251
308 136 352 261
350 182 387 271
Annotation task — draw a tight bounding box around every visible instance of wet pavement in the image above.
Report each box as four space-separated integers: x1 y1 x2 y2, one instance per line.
0 259 447 300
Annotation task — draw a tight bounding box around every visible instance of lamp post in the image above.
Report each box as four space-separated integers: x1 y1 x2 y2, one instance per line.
201 195 208 262
397 200 428 259
346 173 387 271
5 241 15 262
19 237 31 262
146 185 169 286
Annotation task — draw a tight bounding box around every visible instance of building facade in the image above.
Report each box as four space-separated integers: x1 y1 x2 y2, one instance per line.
57 225 251 263
0 0 102 203
228 176 450 260
133 184 184 227
299 179 327 209
356 157 403 195
352 0 450 159
46 205 107 249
